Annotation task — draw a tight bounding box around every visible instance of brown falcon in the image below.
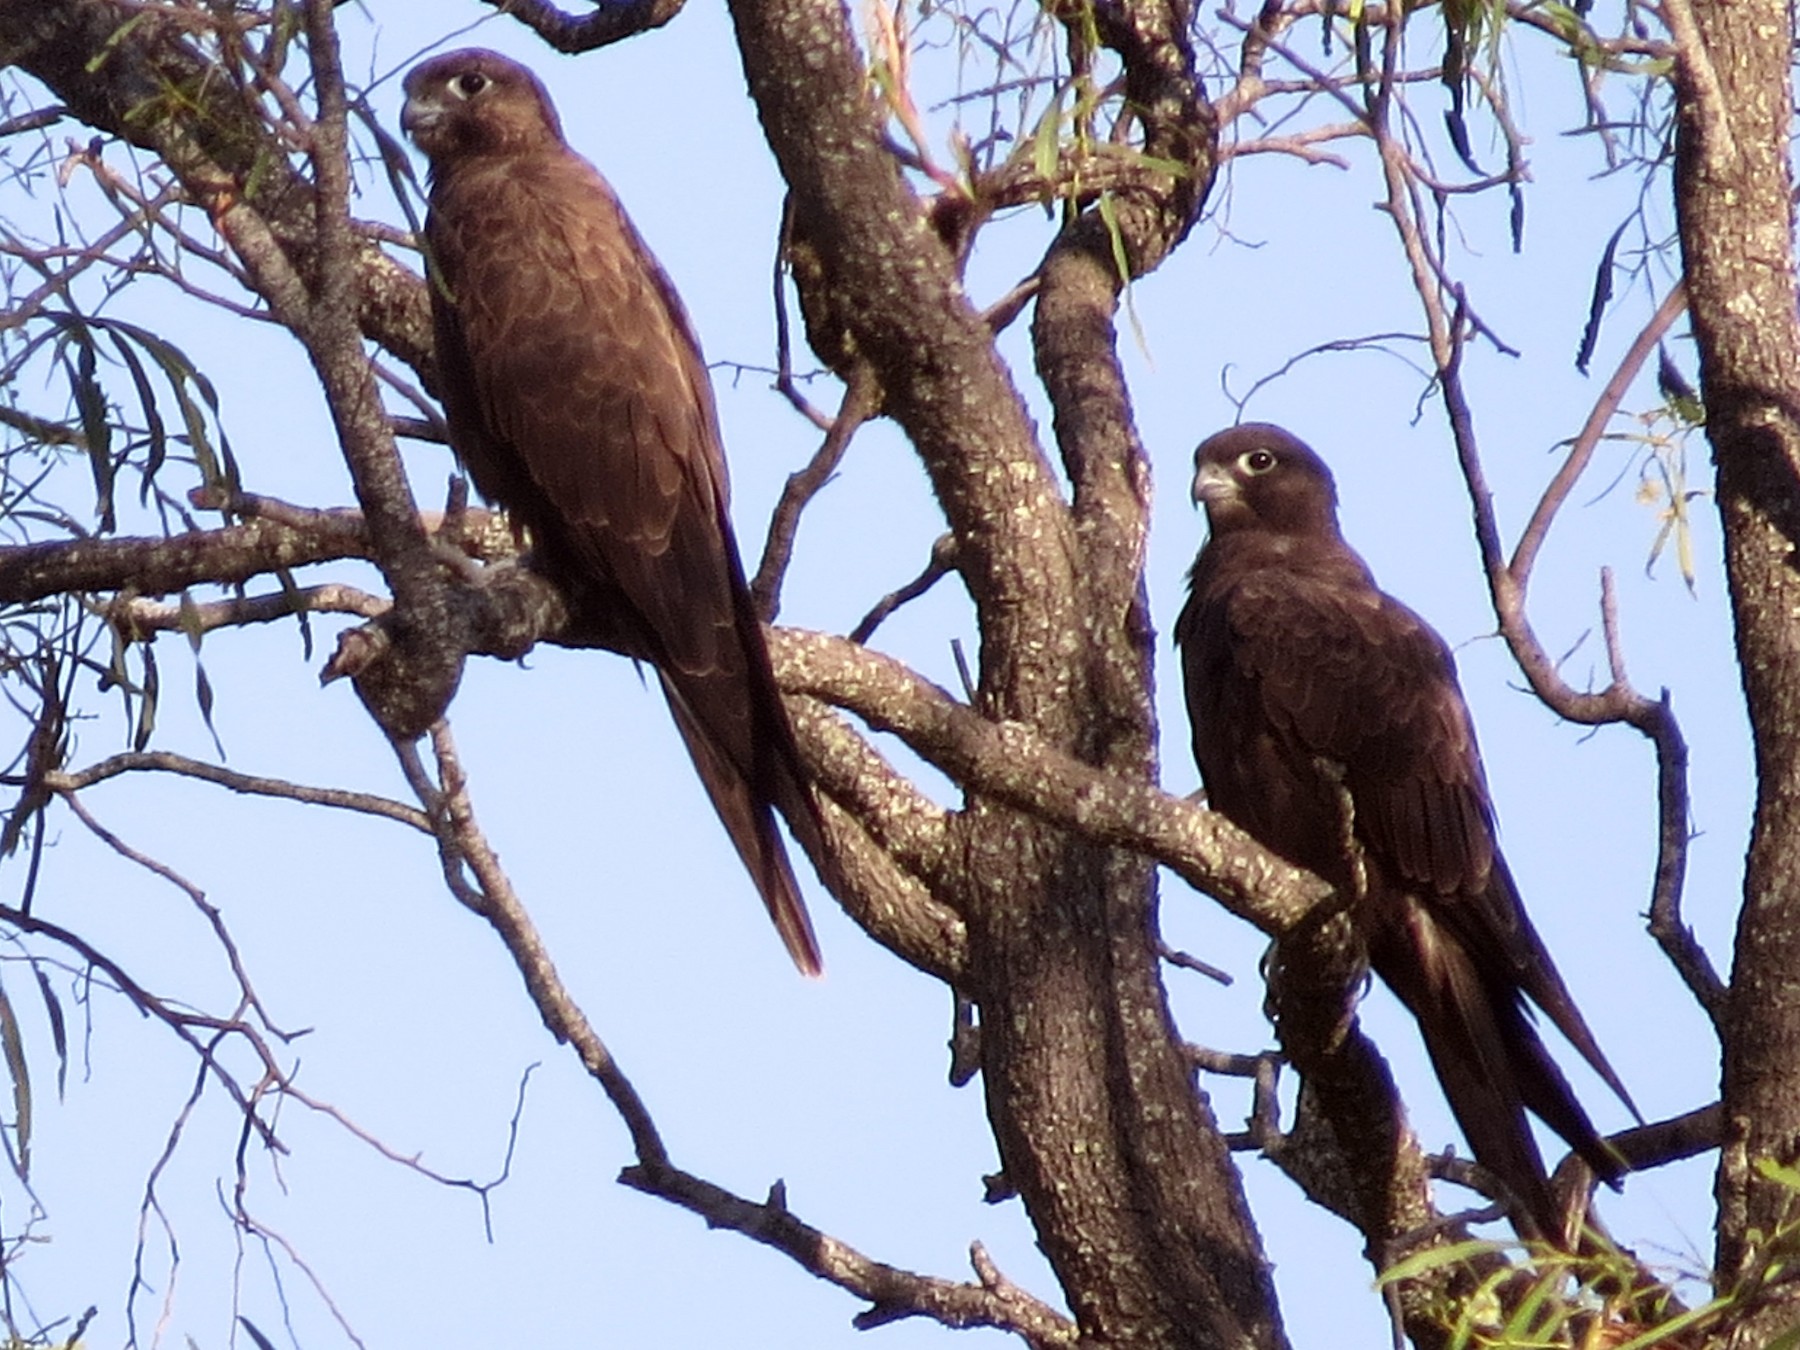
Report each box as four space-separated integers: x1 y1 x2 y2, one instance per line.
1174 422 1636 1237
402 49 824 974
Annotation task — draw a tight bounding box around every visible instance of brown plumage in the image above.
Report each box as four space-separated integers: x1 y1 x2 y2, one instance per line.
402 49 824 975
1174 423 1636 1237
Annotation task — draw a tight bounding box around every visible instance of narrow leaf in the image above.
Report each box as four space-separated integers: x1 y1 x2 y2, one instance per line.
1576 218 1629 373
0 978 33 1179
134 643 159 752
31 965 66 1101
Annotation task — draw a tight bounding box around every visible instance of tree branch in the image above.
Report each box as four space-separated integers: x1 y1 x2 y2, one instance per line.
484 0 693 51
774 629 1330 932
620 1163 1077 1347
42 750 429 832
401 722 669 1167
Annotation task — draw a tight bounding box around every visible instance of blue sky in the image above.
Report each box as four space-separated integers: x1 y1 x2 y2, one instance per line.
0 2 1738 1346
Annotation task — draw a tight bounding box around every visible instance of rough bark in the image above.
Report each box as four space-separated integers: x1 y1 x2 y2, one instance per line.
726 0 1287 1342
1670 0 1800 1329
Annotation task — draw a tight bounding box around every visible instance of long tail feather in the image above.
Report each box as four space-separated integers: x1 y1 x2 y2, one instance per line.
660 673 824 977
1376 898 1621 1240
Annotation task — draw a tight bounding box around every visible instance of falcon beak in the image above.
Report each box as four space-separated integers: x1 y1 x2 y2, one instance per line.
1192 461 1238 507
400 97 436 140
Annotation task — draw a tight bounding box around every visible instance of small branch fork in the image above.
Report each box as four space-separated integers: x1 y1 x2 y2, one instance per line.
751 369 880 622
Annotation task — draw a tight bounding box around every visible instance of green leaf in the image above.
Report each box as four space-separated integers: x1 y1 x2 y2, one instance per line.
1606 1296 1730 1350
1377 1237 1515 1284
65 335 116 533
106 327 168 500
1755 1156 1800 1190
1096 192 1150 357
1031 82 1067 187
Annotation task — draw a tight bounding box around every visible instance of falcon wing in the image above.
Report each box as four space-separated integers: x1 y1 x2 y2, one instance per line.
428 152 738 674
425 145 824 974
1181 546 1496 899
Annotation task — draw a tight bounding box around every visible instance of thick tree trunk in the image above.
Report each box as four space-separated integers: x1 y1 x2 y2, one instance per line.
967 826 1284 1350
1670 0 1800 1330
726 0 1287 1341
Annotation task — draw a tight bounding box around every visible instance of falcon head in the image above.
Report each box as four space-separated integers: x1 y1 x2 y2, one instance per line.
402 50 565 165
1190 423 1340 538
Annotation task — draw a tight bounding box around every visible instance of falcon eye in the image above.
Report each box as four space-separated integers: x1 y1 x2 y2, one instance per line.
1239 448 1278 475
453 72 489 98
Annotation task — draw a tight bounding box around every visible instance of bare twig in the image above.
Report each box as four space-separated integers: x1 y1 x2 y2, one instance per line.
403 722 669 1166
851 535 961 644
1159 940 1234 985
1512 283 1690 587
620 1163 1078 1346
43 750 429 832
753 370 880 621
0 857 281 1147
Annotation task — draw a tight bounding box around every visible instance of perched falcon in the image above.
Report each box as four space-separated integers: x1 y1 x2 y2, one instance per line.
1174 423 1635 1237
402 49 824 974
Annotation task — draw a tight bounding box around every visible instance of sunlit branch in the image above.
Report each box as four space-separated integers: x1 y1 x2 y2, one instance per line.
106 583 389 636
619 1163 1078 1347
1512 283 1690 587
0 516 372 606
774 629 1330 932
1218 0 1296 123
788 697 966 982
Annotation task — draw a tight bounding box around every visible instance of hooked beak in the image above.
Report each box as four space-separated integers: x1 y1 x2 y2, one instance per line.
400 95 436 142
1192 461 1237 508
